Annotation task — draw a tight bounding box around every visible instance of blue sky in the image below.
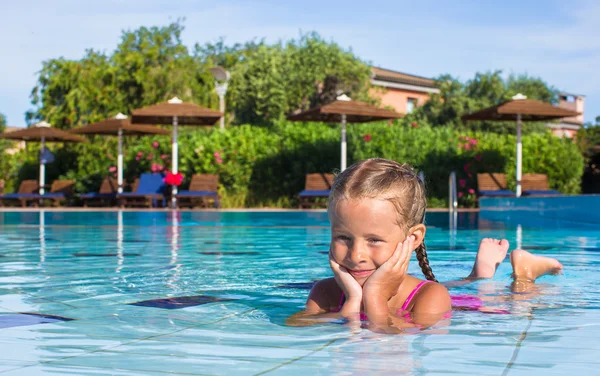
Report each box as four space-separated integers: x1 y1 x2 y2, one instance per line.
1 0 599 126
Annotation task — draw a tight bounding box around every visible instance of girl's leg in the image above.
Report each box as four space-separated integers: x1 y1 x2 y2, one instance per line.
468 238 510 279
443 238 509 288
510 249 562 282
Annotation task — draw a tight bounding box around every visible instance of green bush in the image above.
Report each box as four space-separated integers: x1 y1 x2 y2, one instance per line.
3 121 583 208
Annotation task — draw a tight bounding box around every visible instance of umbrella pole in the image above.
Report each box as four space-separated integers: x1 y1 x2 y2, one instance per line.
516 113 522 198
171 116 178 208
117 128 123 194
39 136 45 195
341 114 347 171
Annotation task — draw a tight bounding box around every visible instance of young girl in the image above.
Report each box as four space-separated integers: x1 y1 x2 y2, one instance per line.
287 158 563 332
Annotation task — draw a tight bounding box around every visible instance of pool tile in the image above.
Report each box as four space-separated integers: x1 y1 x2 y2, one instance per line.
0 360 38 373
53 350 279 375
276 281 317 290
0 312 73 329
128 295 233 309
199 251 261 255
1 363 157 375
73 252 142 257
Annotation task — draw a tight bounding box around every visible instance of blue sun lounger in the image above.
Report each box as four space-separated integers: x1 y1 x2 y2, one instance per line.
117 173 165 208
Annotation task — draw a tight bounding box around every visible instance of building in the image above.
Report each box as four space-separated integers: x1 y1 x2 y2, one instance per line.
369 66 440 114
548 92 585 138
370 67 585 138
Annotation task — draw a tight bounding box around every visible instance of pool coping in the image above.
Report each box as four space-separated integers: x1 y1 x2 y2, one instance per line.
0 207 479 213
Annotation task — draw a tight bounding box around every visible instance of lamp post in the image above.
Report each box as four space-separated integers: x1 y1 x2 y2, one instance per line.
209 66 230 131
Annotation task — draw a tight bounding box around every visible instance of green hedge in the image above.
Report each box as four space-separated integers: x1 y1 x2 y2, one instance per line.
2 121 584 207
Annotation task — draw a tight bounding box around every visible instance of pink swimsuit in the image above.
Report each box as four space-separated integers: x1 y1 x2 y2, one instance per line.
332 280 508 321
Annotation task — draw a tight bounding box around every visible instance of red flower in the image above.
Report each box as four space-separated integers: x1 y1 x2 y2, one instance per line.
459 179 466 188
152 141 159 149
164 172 184 186
468 188 475 194
411 122 418 128
363 134 372 142
475 154 483 161
458 192 464 198
463 163 470 173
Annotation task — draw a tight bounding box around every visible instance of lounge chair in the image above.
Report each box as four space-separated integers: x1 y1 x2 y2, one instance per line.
0 179 39 207
522 174 561 196
176 174 220 208
80 177 118 207
117 173 165 208
477 173 515 197
24 180 75 207
298 173 334 208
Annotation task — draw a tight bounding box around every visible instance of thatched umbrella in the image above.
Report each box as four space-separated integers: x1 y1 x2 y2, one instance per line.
131 97 223 206
287 95 403 171
70 113 170 193
462 94 579 197
0 121 87 194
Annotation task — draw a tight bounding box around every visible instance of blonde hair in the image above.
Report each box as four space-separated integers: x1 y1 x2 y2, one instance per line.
328 158 437 282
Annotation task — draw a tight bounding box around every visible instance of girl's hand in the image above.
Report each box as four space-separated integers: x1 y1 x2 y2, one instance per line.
329 248 363 301
363 235 414 299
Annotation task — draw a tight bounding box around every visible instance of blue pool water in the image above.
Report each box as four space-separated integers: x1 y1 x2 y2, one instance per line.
0 210 598 375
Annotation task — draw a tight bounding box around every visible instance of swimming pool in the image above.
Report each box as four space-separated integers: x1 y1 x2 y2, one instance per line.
0 210 598 375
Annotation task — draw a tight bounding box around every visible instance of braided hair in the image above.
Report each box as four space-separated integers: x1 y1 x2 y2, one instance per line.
328 158 437 282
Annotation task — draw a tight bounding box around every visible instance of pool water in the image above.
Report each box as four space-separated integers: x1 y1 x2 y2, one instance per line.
0 210 598 375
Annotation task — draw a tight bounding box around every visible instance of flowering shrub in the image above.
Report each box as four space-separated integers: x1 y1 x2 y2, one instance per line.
164 172 184 186
2 120 584 207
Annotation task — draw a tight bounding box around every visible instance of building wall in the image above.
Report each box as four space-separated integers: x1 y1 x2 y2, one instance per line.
369 87 432 114
551 128 578 138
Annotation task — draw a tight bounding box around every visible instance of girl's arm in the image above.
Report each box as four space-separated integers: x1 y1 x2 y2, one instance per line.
285 278 361 327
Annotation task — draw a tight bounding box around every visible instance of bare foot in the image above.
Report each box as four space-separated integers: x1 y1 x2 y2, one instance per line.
468 238 510 279
510 249 563 282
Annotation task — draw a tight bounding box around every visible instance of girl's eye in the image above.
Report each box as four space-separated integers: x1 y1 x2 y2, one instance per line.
368 239 383 244
335 235 350 241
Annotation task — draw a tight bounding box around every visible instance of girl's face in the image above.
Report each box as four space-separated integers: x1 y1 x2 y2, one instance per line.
329 197 407 286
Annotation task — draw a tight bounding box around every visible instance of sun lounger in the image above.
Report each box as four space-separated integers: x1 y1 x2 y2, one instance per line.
117 173 165 208
522 174 561 196
25 180 75 207
298 173 334 208
0 180 39 207
477 173 515 197
176 174 220 208
80 177 118 207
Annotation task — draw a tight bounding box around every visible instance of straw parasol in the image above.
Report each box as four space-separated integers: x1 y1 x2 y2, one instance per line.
462 93 580 197
131 97 223 206
0 121 87 194
287 94 403 171
70 113 170 193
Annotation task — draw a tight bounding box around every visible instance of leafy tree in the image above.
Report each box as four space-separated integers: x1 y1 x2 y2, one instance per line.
411 71 558 134
27 22 216 129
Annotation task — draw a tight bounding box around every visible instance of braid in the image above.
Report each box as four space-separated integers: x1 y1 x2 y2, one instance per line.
415 241 437 282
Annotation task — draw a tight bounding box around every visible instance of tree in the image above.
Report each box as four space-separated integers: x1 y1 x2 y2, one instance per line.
0 112 6 132
27 21 216 129
200 32 372 125
411 71 558 134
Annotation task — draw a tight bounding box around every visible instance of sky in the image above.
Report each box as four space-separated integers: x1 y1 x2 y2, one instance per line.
1 0 599 127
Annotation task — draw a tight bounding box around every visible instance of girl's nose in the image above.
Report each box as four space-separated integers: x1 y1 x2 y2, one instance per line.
347 244 366 264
